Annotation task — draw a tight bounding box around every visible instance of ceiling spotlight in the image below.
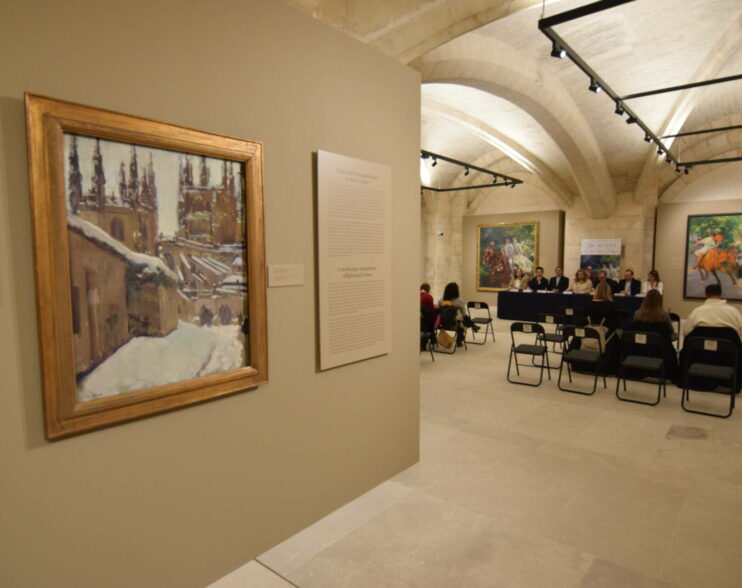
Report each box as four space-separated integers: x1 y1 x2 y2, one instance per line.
614 103 624 116
657 147 664 155
675 165 681 173
509 183 516 189
684 166 691 175
626 116 637 124
492 176 498 185
644 134 652 142
421 152 429 160
550 42 566 59
431 157 437 167
464 167 470 176
666 155 672 163
589 79 602 93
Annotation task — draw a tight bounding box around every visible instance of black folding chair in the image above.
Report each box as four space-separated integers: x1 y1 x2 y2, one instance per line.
558 326 607 395
536 312 567 368
507 322 550 387
557 306 585 327
669 312 681 350
616 331 666 406
420 306 436 361
682 337 737 418
466 301 495 344
434 305 466 354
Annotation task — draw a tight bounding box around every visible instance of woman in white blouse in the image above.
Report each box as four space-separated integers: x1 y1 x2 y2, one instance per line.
509 268 529 290
642 269 664 294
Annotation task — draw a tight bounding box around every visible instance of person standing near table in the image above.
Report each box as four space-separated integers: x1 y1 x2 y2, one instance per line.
529 266 549 291
616 269 641 296
548 266 569 292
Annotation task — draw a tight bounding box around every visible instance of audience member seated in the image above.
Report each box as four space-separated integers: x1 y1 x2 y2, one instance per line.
616 268 641 296
420 282 435 312
548 266 569 292
629 289 679 384
570 269 592 293
528 266 549 291
593 270 618 294
509 268 529 290
438 282 468 347
585 282 620 332
641 269 664 295
682 284 742 392
571 282 621 374
683 283 742 338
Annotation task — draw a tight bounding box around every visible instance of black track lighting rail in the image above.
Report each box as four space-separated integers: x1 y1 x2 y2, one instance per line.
538 0 741 175
420 149 522 191
659 124 742 140
619 74 742 101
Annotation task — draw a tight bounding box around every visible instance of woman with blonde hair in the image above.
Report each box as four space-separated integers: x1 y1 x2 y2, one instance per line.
571 269 592 293
509 267 529 290
630 289 678 383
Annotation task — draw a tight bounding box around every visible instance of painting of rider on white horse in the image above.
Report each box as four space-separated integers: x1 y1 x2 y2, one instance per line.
684 214 742 300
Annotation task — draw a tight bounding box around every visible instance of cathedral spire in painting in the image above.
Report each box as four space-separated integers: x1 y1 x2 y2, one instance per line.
67 135 83 214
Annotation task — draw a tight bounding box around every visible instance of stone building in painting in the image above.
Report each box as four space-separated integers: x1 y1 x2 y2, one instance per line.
68 135 159 256
68 215 181 377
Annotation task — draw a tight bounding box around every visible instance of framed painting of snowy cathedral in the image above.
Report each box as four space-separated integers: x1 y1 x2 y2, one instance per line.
25 93 267 440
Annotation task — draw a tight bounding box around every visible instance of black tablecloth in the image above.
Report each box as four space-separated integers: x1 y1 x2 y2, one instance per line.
496 291 643 326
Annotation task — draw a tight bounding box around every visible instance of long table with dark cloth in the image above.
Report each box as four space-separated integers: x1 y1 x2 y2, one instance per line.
496 291 644 327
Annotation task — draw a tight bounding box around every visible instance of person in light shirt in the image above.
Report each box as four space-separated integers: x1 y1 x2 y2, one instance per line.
641 269 664 294
509 267 529 290
571 269 592 293
683 283 742 338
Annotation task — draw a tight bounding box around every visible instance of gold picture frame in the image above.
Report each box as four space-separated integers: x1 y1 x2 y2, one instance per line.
25 93 267 440
476 222 539 291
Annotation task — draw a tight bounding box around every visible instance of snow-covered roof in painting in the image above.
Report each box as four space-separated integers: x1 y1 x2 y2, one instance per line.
68 214 178 281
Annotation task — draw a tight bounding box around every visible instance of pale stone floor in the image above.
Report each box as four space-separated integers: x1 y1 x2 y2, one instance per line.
212 321 742 587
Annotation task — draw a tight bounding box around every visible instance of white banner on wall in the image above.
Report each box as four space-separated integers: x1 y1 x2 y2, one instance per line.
317 150 391 370
580 238 622 255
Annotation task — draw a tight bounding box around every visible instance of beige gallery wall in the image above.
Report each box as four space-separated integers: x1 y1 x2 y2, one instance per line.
0 1 421 587
461 210 564 306
657 198 742 317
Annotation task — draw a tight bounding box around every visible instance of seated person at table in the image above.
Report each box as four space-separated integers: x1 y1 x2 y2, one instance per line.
548 266 569 292
641 269 664 294
509 267 529 290
528 266 549 291
629 289 679 384
683 283 742 338
420 283 435 311
593 270 618 294
570 269 592 293
616 268 641 296
585 265 598 286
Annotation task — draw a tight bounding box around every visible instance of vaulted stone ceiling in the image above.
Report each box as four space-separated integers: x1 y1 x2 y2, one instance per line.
284 0 742 217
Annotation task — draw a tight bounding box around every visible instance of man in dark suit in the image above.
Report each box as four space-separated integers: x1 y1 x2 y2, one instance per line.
548 266 569 292
616 269 641 296
596 270 618 293
529 266 549 291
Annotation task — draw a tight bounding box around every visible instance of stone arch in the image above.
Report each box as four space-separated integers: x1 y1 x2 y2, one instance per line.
634 14 742 203
417 35 615 217
422 97 574 210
